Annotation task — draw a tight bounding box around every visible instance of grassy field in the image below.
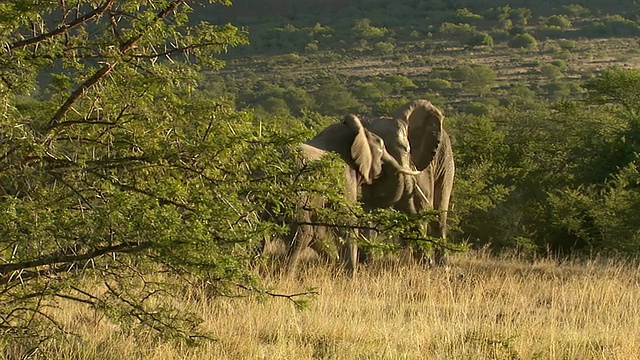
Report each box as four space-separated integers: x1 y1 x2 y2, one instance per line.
11 251 640 359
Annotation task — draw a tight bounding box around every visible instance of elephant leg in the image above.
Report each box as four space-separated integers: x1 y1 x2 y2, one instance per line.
335 228 358 275
343 232 358 276
285 223 313 276
429 170 453 266
309 225 340 264
429 221 447 266
357 221 378 264
249 235 269 265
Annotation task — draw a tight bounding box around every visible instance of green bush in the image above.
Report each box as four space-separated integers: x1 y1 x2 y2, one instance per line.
464 102 493 115
458 68 640 254
543 81 571 99
425 78 452 91
466 32 494 48
454 8 483 23
373 41 395 55
558 4 590 18
374 97 409 116
304 41 319 53
558 39 577 50
352 18 388 39
438 22 477 39
546 15 572 29
580 16 640 37
355 82 385 102
540 64 563 80
313 77 364 114
508 33 538 50
550 60 567 70
383 74 417 92
451 65 497 94
259 96 291 116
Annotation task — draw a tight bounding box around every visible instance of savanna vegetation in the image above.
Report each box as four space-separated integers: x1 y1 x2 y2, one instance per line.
2 0 640 358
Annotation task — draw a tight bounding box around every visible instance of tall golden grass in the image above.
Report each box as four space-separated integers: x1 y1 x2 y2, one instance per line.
4 251 640 359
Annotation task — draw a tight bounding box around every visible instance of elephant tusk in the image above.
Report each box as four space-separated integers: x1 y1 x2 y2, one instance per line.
398 168 421 176
415 184 429 204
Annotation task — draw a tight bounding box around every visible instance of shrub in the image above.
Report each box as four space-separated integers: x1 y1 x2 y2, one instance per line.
425 78 452 91
276 53 303 64
546 15 572 29
304 41 319 53
355 83 384 102
451 65 497 94
313 77 364 114
455 8 483 23
383 75 417 92
374 97 409 116
438 22 477 39
581 16 640 37
373 41 395 55
543 81 571 99
540 64 563 80
466 32 494 48
558 39 577 50
464 102 493 115
550 60 567 70
352 18 388 39
259 97 291 116
558 4 591 18
508 33 538 50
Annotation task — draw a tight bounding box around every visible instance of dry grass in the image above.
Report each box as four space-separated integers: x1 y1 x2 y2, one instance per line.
5 252 640 359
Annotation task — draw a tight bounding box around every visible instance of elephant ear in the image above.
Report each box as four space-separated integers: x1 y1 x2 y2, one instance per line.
391 99 444 171
343 114 383 184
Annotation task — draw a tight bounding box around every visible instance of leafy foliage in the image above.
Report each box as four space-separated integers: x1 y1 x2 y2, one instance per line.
466 32 494 48
508 33 538 49
451 68 640 255
0 0 346 349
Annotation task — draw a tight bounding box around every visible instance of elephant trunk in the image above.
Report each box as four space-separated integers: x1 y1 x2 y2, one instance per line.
381 152 421 176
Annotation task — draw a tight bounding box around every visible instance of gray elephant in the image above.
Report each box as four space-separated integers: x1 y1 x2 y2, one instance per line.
285 114 419 276
361 99 455 264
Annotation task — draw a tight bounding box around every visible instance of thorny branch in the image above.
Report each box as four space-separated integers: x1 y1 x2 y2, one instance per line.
5 0 115 52
0 241 153 280
48 0 187 127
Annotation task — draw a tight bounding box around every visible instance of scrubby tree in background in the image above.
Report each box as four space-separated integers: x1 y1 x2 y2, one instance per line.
508 33 538 49
466 32 494 48
451 68 640 255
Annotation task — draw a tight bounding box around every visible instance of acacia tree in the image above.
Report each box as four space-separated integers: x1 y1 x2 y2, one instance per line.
0 0 340 351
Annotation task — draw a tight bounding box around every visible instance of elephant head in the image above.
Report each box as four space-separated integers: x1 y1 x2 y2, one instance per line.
303 114 418 188
362 100 444 172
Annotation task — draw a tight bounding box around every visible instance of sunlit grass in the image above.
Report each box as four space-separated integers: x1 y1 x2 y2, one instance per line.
4 251 640 359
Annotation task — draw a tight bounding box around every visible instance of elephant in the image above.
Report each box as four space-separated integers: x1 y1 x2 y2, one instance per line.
361 99 455 265
284 114 419 276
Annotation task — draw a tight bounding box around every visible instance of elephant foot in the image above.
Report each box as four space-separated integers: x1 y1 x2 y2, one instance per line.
432 248 448 266
411 247 448 268
357 248 374 264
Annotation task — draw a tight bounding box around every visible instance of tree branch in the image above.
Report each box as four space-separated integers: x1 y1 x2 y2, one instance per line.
48 0 187 127
48 61 117 127
130 41 228 59
6 0 115 52
85 168 196 211
0 241 152 275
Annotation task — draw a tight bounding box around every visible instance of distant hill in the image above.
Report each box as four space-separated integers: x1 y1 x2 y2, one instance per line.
199 0 632 26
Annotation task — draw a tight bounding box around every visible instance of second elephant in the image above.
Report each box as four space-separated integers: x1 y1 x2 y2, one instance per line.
361 99 455 264
285 114 419 276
